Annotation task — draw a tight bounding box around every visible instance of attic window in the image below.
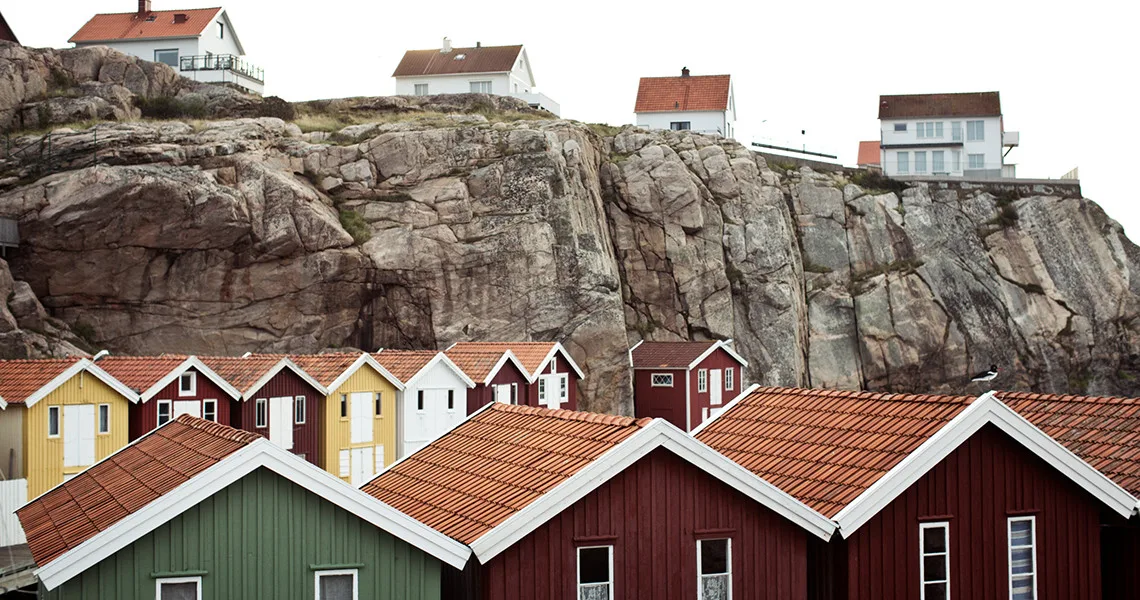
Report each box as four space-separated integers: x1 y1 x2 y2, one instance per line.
145 14 157 21
454 54 466 60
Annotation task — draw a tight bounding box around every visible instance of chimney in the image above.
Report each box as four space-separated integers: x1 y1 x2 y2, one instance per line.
173 13 188 23
681 67 690 77
138 0 151 14
475 41 481 48
441 37 452 53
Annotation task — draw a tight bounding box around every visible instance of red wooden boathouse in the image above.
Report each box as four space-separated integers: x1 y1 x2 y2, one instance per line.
447 342 585 410
630 339 748 431
444 348 530 413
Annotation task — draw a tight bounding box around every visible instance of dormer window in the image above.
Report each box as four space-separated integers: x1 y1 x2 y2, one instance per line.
454 54 466 60
146 14 157 21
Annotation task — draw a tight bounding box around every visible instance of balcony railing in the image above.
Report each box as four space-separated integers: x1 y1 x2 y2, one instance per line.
179 54 264 83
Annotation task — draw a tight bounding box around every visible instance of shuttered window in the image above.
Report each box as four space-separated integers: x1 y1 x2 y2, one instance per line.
1008 517 1036 600
920 522 949 600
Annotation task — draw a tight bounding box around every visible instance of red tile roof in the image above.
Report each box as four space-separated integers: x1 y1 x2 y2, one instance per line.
69 7 222 43
18 415 260 567
444 350 509 383
373 350 438 383
631 341 718 369
199 355 283 394
97 355 189 392
0 359 84 404
878 92 1001 119
287 352 365 388
361 403 651 544
857 141 881 166
634 74 731 113
392 45 523 77
448 342 558 376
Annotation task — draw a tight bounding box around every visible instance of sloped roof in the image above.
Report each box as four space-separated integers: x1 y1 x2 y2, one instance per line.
373 350 438 383
392 45 522 77
0 358 84 404
631 341 717 369
96 355 189 391
18 415 260 568
199 355 281 393
361 403 651 544
69 7 222 43
857 141 881 166
634 74 731 113
444 350 506 382
287 353 365 388
447 342 583 378
878 92 1001 119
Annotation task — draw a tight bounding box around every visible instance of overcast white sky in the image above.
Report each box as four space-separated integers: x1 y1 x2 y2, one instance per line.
7 0 1139 235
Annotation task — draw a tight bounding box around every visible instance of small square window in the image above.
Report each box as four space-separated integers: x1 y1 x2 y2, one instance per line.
203 399 216 422
48 406 60 437
178 371 196 396
295 396 307 424
316 569 357 600
157 401 172 426
651 373 674 387
98 404 110 434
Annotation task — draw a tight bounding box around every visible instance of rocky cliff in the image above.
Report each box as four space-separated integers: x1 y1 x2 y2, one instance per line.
2 45 1138 412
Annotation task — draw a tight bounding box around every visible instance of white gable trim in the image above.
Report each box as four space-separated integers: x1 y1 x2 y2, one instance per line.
516 47 536 87
529 343 585 382
0 396 7 409
241 357 330 399
35 438 471 589
25 359 140 408
140 356 241 402
468 419 835 561
687 340 749 370
327 353 404 392
482 350 528 385
627 340 644 368
218 10 246 56
689 383 760 436
833 392 1138 538
400 353 476 390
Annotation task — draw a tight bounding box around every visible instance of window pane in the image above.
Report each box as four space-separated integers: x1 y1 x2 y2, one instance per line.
935 122 943 137
579 547 610 584
1010 519 1032 545
1010 547 1033 574
49 407 59 435
579 584 611 600
923 582 947 600
922 527 946 552
99 405 109 432
1011 575 1034 600
159 582 198 600
700 539 729 574
318 574 353 600
894 123 906 132
701 574 730 600
923 555 947 580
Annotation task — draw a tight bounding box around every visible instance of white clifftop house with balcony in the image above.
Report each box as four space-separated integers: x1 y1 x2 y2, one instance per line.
634 68 735 138
392 38 559 116
878 92 1019 179
68 0 263 94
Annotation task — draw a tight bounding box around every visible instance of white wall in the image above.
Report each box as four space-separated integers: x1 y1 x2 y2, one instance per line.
400 362 469 456
0 478 27 546
0 406 23 480
636 110 731 137
880 115 1003 177
395 72 512 96
197 11 243 56
77 37 202 66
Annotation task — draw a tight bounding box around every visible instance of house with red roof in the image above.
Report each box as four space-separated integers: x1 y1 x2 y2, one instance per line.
392 38 559 116
856 140 881 170
447 341 584 410
635 67 736 138
695 386 1140 600
18 415 470 600
68 0 263 94
629 339 748 431
362 403 835 600
372 350 475 456
444 348 530 413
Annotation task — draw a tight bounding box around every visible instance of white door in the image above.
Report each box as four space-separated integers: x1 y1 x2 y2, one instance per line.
173 401 200 419
350 392 372 444
494 384 511 404
350 446 374 486
269 397 293 450
710 369 723 406
63 405 95 468
542 375 560 408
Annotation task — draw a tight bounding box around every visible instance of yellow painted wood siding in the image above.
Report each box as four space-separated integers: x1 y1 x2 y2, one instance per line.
319 365 399 482
22 373 132 500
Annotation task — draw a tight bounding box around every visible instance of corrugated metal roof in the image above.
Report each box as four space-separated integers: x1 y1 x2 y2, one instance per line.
361 403 651 544
68 7 222 43
634 74 731 113
878 92 1001 119
0 358 84 404
631 341 717 369
392 45 522 77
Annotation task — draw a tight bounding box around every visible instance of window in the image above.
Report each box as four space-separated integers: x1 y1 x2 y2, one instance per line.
157 400 172 426
967 120 985 141
953 151 962 172
915 122 944 138
417 390 425 412
178 372 196 396
698 538 731 600
897 151 909 174
538 377 547 403
894 123 907 132
968 154 985 169
1009 517 1036 600
650 373 674 387
952 121 962 141
920 522 949 600
454 53 466 60
154 49 179 67
670 121 691 131
510 383 518 404
374 392 382 417
255 398 267 428
578 546 613 600
48 406 60 437
97 404 110 433
724 368 734 391
447 390 455 411
559 375 568 402
203 399 216 422
932 151 945 173
470 80 492 93
157 576 201 600
914 151 927 174
414 83 429 96
698 369 708 393
216 21 224 39
316 569 357 600
340 394 347 418
295 396 306 424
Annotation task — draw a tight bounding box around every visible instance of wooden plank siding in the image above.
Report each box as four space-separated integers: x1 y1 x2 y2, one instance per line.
319 365 399 480
688 348 743 430
39 467 443 600
1101 518 1140 599
237 370 324 468
632 367 687 430
453 448 809 600
466 361 530 414
128 368 236 440
522 353 579 411
835 424 1116 600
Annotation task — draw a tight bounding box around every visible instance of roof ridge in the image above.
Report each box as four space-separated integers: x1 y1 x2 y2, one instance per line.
489 403 651 427
87 6 222 15
171 414 262 444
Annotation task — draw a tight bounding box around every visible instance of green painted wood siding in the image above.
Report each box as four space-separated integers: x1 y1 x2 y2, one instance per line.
42 468 442 600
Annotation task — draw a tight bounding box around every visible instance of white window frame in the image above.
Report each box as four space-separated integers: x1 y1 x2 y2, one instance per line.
469 80 492 93
538 377 547 403
968 153 985 169
919 521 950 600
894 123 907 132
48 405 61 437
967 120 985 141
932 150 945 173
314 568 359 600
577 545 614 600
97 403 110 434
156 575 202 600
374 392 383 418
339 394 348 419
255 397 268 428
1008 516 1037 600
953 150 962 172
559 374 569 403
178 371 197 397
897 151 909 174
447 389 456 412
414 83 429 96
698 369 708 393
416 390 425 413
914 151 927 174
202 399 217 422
670 121 691 131
724 368 734 392
651 373 674 387
154 49 179 68
295 395 306 424
951 121 963 141
156 400 173 426
697 538 732 600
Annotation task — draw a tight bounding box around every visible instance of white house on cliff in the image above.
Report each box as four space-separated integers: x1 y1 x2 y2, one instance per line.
392 38 560 116
68 0 263 94
634 68 736 138
878 92 1019 178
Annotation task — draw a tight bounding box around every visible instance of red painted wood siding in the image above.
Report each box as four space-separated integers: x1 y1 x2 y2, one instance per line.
1101 519 1140 600
466 361 530 414
238 370 324 468
632 368 687 430
840 424 1108 600
688 348 744 430
523 353 579 411
128 368 236 440
472 448 809 600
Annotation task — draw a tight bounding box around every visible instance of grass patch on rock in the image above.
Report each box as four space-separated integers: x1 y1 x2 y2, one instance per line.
338 209 372 245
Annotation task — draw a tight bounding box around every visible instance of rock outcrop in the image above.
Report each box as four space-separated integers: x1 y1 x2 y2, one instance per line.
1 109 1137 411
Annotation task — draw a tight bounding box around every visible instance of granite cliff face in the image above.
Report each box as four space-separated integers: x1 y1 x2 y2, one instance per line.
2 48 1138 413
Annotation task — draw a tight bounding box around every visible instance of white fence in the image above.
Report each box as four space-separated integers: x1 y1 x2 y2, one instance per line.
0 479 27 546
